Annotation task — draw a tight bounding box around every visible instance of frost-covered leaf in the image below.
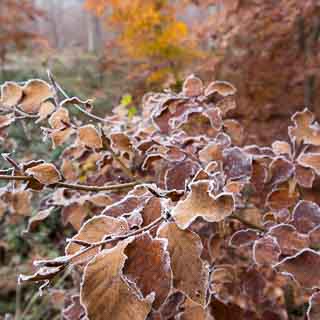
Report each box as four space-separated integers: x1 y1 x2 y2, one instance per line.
78 124 103 149
291 200 320 234
66 216 129 264
223 147 251 180
0 82 23 108
80 240 153 320
308 291 320 320
275 249 320 288
20 79 53 113
158 222 209 305
269 157 294 185
271 141 291 156
25 163 61 185
182 75 204 97
36 101 55 123
266 186 298 211
62 203 89 230
49 107 70 129
124 233 172 309
229 229 260 247
253 236 281 265
25 207 54 232
295 165 315 188
172 180 234 229
20 265 65 284
289 109 320 146
297 153 320 175
204 81 236 98
268 224 310 256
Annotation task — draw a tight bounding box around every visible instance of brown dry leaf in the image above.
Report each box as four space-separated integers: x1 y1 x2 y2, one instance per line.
61 159 79 181
292 200 320 234
80 240 153 320
49 107 70 129
26 163 61 185
0 82 23 108
66 215 129 264
229 229 260 247
51 128 74 148
36 101 55 123
177 298 213 320
182 75 204 97
26 208 54 232
0 199 6 219
63 295 85 320
20 265 65 284
269 157 294 185
172 180 234 229
253 236 281 266
275 249 320 288
204 80 236 97
297 153 320 175
266 186 299 211
223 147 252 180
268 224 310 256
272 141 291 156
124 233 172 309
308 291 320 320
20 79 53 113
11 190 32 216
78 124 103 149
158 222 209 306
165 161 200 191
62 203 90 230
289 109 320 146
223 119 244 146
295 165 315 188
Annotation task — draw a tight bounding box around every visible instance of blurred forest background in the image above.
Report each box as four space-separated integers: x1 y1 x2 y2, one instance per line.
1 0 320 318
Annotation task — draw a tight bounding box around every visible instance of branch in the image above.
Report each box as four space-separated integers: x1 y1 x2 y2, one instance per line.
0 174 140 192
53 76 110 124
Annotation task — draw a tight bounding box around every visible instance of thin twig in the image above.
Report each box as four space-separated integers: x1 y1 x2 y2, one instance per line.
20 268 71 319
54 180 139 192
0 174 140 192
54 79 109 124
66 216 165 262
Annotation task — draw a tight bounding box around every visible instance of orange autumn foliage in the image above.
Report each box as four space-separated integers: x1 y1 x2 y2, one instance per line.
84 0 201 84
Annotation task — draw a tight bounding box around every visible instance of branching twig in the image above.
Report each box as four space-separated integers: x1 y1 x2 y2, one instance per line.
54 78 109 124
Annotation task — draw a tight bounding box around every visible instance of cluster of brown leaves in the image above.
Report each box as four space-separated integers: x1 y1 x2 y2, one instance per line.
1 74 320 319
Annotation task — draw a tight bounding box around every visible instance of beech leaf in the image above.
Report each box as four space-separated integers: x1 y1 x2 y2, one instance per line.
80 240 153 320
172 180 234 229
